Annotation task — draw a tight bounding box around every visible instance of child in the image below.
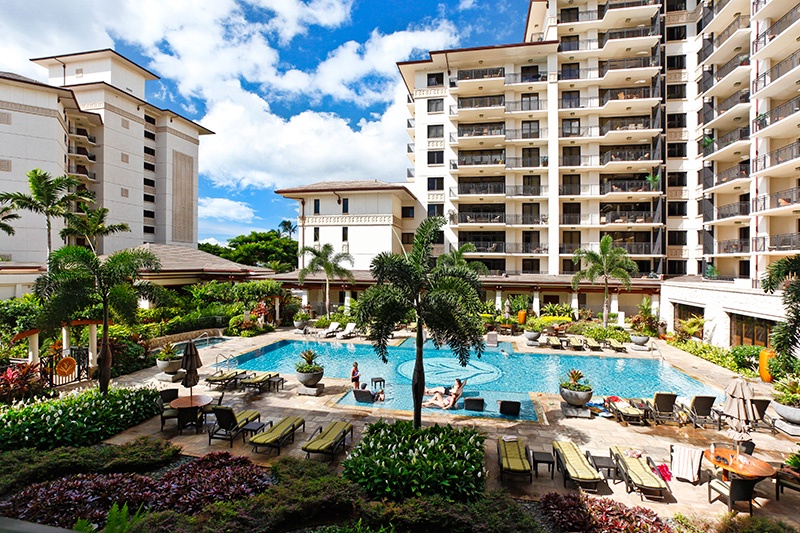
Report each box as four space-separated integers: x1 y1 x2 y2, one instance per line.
350 362 360 389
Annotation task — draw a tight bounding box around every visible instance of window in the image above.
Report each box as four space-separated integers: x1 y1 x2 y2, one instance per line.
144 115 156 125
143 178 155 187
668 201 688 216
560 36 579 52
143 209 155 218
427 72 444 87
561 118 580 137
667 260 687 275
561 90 581 108
560 63 580 80
401 232 414 244
667 143 687 157
144 146 156 156
667 172 687 187
427 99 444 113
521 120 540 138
313 199 320 214
143 193 155 203
427 124 444 138
402 206 415 218
144 130 156 140
427 204 444 217
143 162 155 172
520 65 541 82
668 231 687 245
666 55 686 70
667 0 687 10
667 113 687 128
144 226 155 234
428 151 444 165
667 84 687 99
427 177 444 190
342 198 349 214
521 93 540 111
313 227 320 242
674 303 703 337
342 227 348 242
730 312 777 347
666 26 687 41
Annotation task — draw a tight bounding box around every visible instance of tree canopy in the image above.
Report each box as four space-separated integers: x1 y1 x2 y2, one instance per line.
298 243 354 317
198 230 297 269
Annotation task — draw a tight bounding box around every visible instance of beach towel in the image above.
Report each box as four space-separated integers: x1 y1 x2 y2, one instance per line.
671 445 703 483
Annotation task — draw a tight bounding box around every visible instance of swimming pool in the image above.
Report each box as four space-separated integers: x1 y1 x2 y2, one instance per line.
155 336 228 355
234 339 721 420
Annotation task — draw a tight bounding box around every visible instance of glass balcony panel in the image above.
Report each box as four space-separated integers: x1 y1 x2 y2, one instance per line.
715 201 750 219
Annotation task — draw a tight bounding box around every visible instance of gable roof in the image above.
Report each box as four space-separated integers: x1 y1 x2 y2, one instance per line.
276 180 416 200
129 243 270 275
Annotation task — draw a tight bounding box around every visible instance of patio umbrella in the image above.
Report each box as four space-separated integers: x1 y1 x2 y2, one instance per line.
503 297 511 319
722 377 756 452
180 340 203 398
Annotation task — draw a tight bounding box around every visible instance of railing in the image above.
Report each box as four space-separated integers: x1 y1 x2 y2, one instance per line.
703 127 749 156
504 72 548 84
505 185 549 196
715 201 750 219
559 96 599 108
455 183 506 195
407 168 415 178
713 0 733 15
558 9 599 22
560 39 599 52
559 243 590 253
601 87 652 105
69 127 96 143
215 353 238 371
457 67 505 81
717 238 750 254
560 155 598 166
457 213 506 224
710 163 749 187
714 54 749 82
753 140 800 172
505 128 547 140
755 232 800 252
559 68 599 81
752 95 800 132
602 180 657 193
752 186 800 211
507 243 549 253
599 27 657 47
714 15 749 49
67 165 96 180
67 147 96 161
506 156 547 168
600 56 657 75
561 214 594 224
505 214 549 225
753 4 800 53
559 126 599 137
752 0 768 14
406 119 415 128
407 143 414 153
601 149 654 164
600 117 652 134
39 347 90 388
529 32 546 42
600 211 656 224
456 96 505 110
505 99 547 112
561 184 600 195
613 242 653 254
607 0 658 8
457 152 505 166
458 124 504 137
458 241 505 253
754 49 800 93
716 90 750 115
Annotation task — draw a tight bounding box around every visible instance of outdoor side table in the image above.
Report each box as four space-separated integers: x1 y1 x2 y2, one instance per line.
591 454 616 480
242 421 265 440
532 451 555 479
267 376 285 392
371 377 385 389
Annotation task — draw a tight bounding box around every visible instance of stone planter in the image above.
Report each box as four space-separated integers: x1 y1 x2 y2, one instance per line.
772 400 800 425
296 370 324 387
524 330 542 341
559 386 593 407
630 335 650 346
293 320 308 329
156 359 182 374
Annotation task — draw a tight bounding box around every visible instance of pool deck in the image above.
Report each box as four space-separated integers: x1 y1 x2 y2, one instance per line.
108 329 800 525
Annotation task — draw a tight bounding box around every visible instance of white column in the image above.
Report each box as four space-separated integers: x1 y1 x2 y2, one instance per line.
571 292 579 312
62 326 70 354
610 292 619 314
651 294 660 316
88 324 98 368
28 334 39 364
344 290 352 313
301 289 309 307
494 290 503 311
273 296 281 325
532 291 541 316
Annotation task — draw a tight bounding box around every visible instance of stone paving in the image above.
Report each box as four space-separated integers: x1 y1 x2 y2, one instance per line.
108 330 800 526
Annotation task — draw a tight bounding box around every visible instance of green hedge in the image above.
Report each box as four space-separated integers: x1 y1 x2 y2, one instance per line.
667 339 758 377
583 324 631 343
0 387 160 451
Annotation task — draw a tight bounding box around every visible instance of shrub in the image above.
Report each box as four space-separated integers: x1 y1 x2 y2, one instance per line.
667 339 757 377
0 362 46 404
596 312 618 321
564 321 591 335
540 303 574 317
342 420 485 502
539 315 573 327
730 345 761 371
583 325 630 343
538 492 670 533
714 512 799 533
314 316 332 328
0 386 160 451
110 340 153 378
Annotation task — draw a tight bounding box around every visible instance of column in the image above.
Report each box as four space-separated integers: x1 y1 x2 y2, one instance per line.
28 333 39 364
532 290 541 316
651 294 660 316
495 290 503 312
610 292 620 325
88 324 98 368
571 292 579 313
344 290 352 314
61 326 70 354
274 296 281 326
301 289 309 307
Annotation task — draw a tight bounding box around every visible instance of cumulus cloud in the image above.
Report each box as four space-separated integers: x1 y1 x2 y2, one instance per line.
458 0 478 9
255 0 355 44
199 237 226 246
198 197 258 223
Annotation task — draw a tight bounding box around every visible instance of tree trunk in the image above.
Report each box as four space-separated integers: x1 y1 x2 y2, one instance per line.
98 303 112 394
45 216 52 258
325 277 331 317
411 323 425 429
602 278 609 328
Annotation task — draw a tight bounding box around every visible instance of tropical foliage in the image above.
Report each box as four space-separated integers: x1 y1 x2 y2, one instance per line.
435 242 488 275
59 203 130 252
666 339 757 377
298 243 354 317
761 255 800 360
199 230 298 269
0 205 20 236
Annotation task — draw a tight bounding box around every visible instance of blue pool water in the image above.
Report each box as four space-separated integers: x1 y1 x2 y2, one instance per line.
234 339 722 421
155 337 228 355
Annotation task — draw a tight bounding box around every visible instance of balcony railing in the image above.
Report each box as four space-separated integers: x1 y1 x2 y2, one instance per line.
507 243 549 254
602 180 657 193
505 184 549 196
561 184 600 195
715 201 750 219
710 163 749 187
559 243 590 253
752 185 800 211
406 119 415 128
505 214 549 225
558 10 599 22
455 183 506 195
457 67 505 81
505 72 548 84
560 39 599 52
716 90 750 115
67 147 96 161
559 96 599 108
505 99 547 112
457 213 506 224
613 242 654 254
703 127 749 156
559 126 599 137
601 56 657 75
714 15 749 49
559 68 599 81
561 214 593 224
600 211 656 224
755 232 800 252
458 241 505 253
752 94 800 132
505 128 547 140
714 54 749 82
456 96 505 111
753 140 800 172
600 117 652 134
717 238 750 254
754 4 800 53
505 156 547 168
407 168 415 178
713 0 732 15
601 87 652 105
599 27 657 47
608 0 658 8
67 165 96 180
601 149 654 164
560 155 598 166
407 143 414 153
68 127 96 143
457 153 506 166
458 124 504 137
754 49 800 93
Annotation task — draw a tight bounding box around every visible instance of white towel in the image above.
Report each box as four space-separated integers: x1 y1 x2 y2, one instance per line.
672 445 703 483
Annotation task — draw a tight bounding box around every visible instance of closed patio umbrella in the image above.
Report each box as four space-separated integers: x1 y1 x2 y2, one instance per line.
180 340 203 398
722 377 756 452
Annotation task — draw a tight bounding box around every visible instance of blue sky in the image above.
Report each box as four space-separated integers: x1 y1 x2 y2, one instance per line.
0 0 528 245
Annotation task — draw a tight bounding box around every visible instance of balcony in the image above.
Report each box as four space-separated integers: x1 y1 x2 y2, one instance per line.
707 162 749 189
598 27 658 48
559 126 599 138
559 96 599 108
703 127 749 157
714 15 750 49
561 214 597 225
716 238 750 254
601 148 655 164
407 168 415 178
505 99 547 112
457 123 504 139
753 49 800 95
559 39 599 52
559 243 590 254
67 147 96 162
456 213 506 224
454 95 505 112
406 119 415 128
755 232 800 252
602 180 658 194
456 151 505 167
506 243 549 254
68 127 96 144
715 201 750 220
505 72 548 84
505 214 549 225
560 184 600 195
714 54 749 83
558 9 599 22
599 210 656 224
600 116 653 135
458 241 506 253
753 4 800 54
613 242 654 254
505 184 549 196
67 165 96 181
752 186 800 211
715 90 750 117
407 143 414 153
753 140 800 173
559 155 598 167
601 56 657 75
506 156 547 168
457 67 505 81
752 94 800 134
505 128 548 140
454 183 505 195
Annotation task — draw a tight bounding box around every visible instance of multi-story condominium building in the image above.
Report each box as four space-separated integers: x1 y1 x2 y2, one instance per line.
0 49 212 265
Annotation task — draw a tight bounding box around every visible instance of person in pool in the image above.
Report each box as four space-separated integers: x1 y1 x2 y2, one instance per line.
422 389 458 410
350 362 360 389
425 378 463 397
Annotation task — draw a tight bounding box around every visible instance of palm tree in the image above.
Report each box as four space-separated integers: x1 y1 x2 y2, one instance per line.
356 216 485 428
762 255 800 357
0 205 20 236
60 203 131 252
34 246 160 394
436 242 489 275
571 235 638 328
0 169 95 256
278 220 297 239
297 243 354 316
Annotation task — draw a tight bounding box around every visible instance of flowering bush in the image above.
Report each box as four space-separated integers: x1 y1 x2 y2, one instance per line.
342 420 485 502
0 386 160 451
538 492 671 533
0 363 46 404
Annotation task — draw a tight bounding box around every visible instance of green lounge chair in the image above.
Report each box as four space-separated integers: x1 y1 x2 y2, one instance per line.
249 416 305 455
208 406 261 447
584 338 603 351
607 339 627 352
205 369 247 389
546 336 562 349
606 398 647 426
611 446 669 500
302 421 353 462
568 336 584 351
497 438 533 484
240 372 278 393
552 441 602 492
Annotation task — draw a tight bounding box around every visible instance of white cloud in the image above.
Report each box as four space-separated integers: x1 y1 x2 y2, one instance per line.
458 0 477 10
199 237 226 246
254 0 355 44
198 197 258 223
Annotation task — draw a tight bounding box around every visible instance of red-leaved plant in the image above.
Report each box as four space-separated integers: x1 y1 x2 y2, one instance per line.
0 363 44 404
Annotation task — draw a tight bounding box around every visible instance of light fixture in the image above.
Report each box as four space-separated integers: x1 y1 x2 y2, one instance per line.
733 81 741 87
478 86 483 90
734 186 741 190
734 47 741 52
626 77 632 81
569 56 575 60
626 18 631 22
626 48 632 52
478 60 484 64
627 136 632 140
569 28 574 32
626 106 632 111
734 117 742 121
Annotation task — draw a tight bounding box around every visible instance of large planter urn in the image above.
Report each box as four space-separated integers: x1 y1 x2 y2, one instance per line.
517 310 527 325
759 348 776 383
156 359 182 374
559 386 593 407
630 334 650 346
772 400 800 425
293 320 308 329
524 330 541 341
296 370 324 387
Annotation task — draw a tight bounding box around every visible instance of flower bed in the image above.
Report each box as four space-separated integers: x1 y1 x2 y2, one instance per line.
667 339 757 377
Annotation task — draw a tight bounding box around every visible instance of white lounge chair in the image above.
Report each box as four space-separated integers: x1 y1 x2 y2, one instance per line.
336 322 357 339
322 322 341 338
486 331 498 347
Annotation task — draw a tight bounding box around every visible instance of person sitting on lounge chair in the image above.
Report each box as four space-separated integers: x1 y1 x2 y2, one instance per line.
360 383 384 402
426 378 463 397
422 391 457 409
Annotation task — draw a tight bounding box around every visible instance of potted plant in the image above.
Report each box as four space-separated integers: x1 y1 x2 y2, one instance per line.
559 369 593 407
771 374 800 425
293 311 311 329
155 342 182 373
296 349 324 387
524 317 544 341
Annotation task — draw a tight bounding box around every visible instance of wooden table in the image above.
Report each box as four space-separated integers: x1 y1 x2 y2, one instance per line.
170 395 212 409
704 446 777 481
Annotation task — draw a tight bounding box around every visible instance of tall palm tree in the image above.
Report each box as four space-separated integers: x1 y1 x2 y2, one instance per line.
436 242 489 275
0 169 95 256
571 235 638 328
762 255 800 357
60 203 131 252
0 205 20 236
297 243 354 316
356 216 485 428
34 246 160 394
278 219 297 239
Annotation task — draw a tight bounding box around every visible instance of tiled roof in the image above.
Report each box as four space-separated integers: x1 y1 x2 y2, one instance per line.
0 71 48 86
275 180 410 194
128 243 271 275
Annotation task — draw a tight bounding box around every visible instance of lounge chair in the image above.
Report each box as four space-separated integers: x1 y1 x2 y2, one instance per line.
679 395 719 429
321 322 341 338
552 441 602 492
645 392 680 425
240 372 278 393
353 388 378 403
750 398 775 433
497 438 533 484
568 336 584 351
158 389 179 431
208 406 261 448
302 421 353 462
584 337 603 351
205 369 248 389
607 339 627 352
249 416 306 455
336 322 357 339
486 331 498 347
606 397 647 426
546 336 562 349
776 466 800 501
611 446 669 500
